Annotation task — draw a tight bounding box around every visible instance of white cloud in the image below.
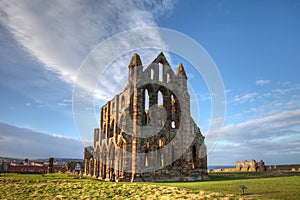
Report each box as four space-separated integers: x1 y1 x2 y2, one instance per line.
271 84 300 95
0 0 176 143
0 0 175 102
217 82 300 165
223 109 300 140
232 92 257 104
0 122 84 158
277 81 291 85
211 81 300 163
209 108 300 165
57 99 72 107
255 79 270 85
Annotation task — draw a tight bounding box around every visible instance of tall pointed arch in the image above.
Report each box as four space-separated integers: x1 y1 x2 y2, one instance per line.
157 90 163 106
144 89 150 111
159 63 163 82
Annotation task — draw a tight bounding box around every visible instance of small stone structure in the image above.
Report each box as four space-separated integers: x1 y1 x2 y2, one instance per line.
209 161 300 173
236 160 266 172
83 146 94 175
65 161 84 173
0 162 10 173
84 52 208 182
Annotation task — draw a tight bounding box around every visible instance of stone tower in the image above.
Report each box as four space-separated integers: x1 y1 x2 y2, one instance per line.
84 52 207 182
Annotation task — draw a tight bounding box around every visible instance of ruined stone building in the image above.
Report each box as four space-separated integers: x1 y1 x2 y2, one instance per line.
84 52 208 182
236 160 266 172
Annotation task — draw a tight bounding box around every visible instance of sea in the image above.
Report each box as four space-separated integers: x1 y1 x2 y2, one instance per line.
208 166 235 170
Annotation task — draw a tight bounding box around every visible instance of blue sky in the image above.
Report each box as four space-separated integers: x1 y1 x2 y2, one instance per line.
0 0 299 165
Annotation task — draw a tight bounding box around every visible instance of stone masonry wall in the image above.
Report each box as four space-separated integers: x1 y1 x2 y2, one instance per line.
84 52 208 182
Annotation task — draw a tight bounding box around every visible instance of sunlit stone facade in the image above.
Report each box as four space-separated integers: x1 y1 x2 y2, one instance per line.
84 52 207 182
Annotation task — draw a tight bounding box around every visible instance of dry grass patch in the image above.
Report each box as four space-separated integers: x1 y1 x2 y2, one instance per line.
2 173 299 199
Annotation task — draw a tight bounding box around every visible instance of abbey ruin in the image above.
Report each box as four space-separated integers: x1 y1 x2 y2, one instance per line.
84 52 208 182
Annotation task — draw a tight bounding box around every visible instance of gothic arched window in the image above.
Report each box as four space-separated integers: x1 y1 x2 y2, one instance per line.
167 72 170 83
151 68 154 79
192 145 197 169
171 121 176 129
157 90 163 106
159 63 163 82
144 89 150 111
158 139 164 166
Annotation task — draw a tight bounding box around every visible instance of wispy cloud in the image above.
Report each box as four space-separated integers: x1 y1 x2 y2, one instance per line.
0 122 84 158
232 92 257 104
215 82 300 165
255 79 270 85
0 0 175 102
223 109 300 140
211 108 300 165
227 82 300 120
0 1 176 143
271 84 300 95
57 99 72 107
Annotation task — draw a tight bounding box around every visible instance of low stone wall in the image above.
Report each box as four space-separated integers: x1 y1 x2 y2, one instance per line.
208 168 236 173
209 162 300 173
266 164 300 172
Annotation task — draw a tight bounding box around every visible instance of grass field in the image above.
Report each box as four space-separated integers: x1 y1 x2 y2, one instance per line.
0 172 299 199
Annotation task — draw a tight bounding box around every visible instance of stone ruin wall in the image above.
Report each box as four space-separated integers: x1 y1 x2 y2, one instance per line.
83 52 208 182
236 160 266 172
209 160 300 173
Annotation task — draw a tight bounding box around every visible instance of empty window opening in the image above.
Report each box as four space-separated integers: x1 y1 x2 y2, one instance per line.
192 145 197 169
157 90 163 106
171 94 175 116
144 89 149 111
159 63 163 82
159 139 163 148
159 139 164 166
144 111 150 125
151 68 154 79
171 121 176 129
167 73 170 83
171 94 175 104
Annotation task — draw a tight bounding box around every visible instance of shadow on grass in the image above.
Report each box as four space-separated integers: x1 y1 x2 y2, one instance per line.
150 171 300 184
207 171 300 182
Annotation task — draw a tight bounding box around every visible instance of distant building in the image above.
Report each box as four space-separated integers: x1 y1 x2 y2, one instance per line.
1 158 65 174
7 165 63 174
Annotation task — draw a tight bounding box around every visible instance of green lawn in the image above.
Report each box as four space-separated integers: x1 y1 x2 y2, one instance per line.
155 175 300 199
0 172 299 199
